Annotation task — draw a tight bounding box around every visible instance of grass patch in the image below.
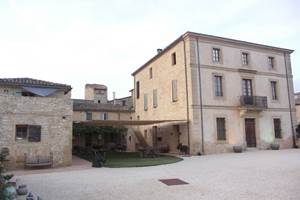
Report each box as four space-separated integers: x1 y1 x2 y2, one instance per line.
104 151 182 168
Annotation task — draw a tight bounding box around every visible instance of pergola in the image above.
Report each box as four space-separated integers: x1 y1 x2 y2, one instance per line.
74 119 187 126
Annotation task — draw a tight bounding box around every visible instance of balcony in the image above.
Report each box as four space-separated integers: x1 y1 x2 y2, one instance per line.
240 95 268 110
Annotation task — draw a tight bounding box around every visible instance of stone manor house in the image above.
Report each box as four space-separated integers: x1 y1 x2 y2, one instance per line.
0 31 298 168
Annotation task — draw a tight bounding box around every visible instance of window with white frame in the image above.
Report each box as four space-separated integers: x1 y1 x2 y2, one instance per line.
153 89 158 108
214 75 223 97
242 52 249 65
144 93 148 111
268 57 275 69
172 80 178 102
271 81 278 100
212 48 221 62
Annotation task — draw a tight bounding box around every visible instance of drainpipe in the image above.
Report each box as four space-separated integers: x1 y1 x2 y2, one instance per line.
196 38 205 154
283 52 297 148
183 38 191 154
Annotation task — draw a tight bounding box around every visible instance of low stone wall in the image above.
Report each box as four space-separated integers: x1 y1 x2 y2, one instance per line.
0 95 73 169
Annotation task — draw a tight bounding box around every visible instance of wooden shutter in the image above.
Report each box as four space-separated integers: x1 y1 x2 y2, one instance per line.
216 118 226 140
273 118 281 138
172 80 178 102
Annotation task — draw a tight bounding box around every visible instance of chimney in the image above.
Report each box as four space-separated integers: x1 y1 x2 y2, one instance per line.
113 92 116 104
157 49 163 54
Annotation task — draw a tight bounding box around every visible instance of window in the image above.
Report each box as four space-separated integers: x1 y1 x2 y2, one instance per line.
273 118 282 138
4 89 8 94
242 79 253 96
16 125 28 140
242 52 249 65
153 89 158 108
86 112 92 120
122 100 126 106
15 125 41 142
216 118 226 140
172 80 178 102
214 75 223 97
271 81 278 100
171 52 176 65
101 113 108 120
136 81 140 99
94 89 104 95
144 93 148 111
28 125 41 142
212 48 221 62
268 57 275 69
149 68 153 79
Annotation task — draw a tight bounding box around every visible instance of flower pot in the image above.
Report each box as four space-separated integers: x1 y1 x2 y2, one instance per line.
2 185 17 200
17 184 28 195
270 143 280 150
233 145 243 153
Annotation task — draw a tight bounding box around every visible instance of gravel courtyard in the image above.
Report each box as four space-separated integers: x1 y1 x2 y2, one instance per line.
16 149 300 200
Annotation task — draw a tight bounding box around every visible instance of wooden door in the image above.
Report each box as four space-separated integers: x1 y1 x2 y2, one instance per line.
245 118 256 147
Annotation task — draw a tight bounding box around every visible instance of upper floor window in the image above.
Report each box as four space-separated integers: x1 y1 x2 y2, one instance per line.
271 81 278 100
94 89 104 95
86 112 92 120
273 118 282 138
268 57 275 69
149 67 153 79
212 48 221 63
216 118 226 140
214 75 223 97
242 79 253 96
242 52 249 65
171 52 176 65
144 94 148 111
101 113 108 120
172 80 178 102
153 89 158 108
16 125 41 142
136 81 140 99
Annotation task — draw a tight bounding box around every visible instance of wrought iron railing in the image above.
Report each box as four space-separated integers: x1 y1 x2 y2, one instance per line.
240 95 268 109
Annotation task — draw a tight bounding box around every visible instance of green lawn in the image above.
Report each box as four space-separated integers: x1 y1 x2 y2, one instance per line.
104 152 183 168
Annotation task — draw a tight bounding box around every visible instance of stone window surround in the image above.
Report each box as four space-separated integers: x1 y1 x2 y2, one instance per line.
15 124 42 142
272 116 283 140
214 115 228 143
240 75 256 96
211 46 223 64
269 78 280 103
212 72 226 100
268 56 276 71
241 50 251 67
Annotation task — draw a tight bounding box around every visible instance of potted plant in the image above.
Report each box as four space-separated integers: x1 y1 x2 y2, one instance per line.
233 145 243 153
270 143 280 150
0 149 16 200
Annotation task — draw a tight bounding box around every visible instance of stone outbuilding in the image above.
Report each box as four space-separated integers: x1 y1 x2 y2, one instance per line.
0 78 73 169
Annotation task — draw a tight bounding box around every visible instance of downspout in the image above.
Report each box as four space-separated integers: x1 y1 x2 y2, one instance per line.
196 38 205 154
283 52 297 148
183 38 191 154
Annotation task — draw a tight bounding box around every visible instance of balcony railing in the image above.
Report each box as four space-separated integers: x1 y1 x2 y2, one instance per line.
240 95 268 109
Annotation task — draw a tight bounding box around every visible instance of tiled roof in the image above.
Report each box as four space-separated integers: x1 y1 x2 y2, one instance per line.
0 78 72 92
73 99 134 112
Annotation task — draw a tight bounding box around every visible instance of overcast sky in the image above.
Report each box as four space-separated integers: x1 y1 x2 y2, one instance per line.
1 0 300 99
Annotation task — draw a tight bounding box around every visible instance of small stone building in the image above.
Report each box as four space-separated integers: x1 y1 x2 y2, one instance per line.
0 78 73 169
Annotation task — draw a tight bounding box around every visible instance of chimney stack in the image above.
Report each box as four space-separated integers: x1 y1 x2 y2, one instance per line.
157 49 163 54
113 92 116 104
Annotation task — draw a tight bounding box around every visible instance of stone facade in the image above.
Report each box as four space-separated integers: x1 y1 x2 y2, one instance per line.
0 90 73 169
132 32 296 155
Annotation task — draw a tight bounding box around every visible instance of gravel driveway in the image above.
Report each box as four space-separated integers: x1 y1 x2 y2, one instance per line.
16 149 300 200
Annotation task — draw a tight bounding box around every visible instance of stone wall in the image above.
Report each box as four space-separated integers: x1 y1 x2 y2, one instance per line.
0 95 73 169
